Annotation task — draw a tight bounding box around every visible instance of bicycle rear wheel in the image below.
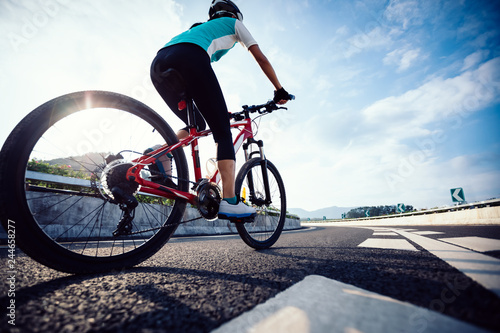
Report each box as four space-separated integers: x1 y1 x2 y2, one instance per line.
0 91 188 273
234 158 286 249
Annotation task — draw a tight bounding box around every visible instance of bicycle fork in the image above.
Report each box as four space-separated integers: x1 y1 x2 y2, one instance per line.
243 138 272 206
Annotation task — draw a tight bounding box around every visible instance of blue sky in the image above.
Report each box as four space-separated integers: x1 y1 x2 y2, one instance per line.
1 0 499 211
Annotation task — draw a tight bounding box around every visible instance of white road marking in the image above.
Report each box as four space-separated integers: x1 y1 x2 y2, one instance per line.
372 232 399 236
358 238 418 251
213 275 489 333
412 231 445 235
395 230 500 298
437 236 500 253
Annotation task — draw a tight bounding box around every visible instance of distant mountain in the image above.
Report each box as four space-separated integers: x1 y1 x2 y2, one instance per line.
288 206 355 220
47 152 110 172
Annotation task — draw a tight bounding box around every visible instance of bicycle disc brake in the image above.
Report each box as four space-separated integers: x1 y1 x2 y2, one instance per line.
196 179 221 221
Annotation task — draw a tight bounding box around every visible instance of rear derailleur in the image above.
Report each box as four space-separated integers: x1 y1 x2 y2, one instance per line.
112 186 138 237
101 153 140 237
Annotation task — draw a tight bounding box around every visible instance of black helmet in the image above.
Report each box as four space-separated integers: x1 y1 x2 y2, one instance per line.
209 0 243 21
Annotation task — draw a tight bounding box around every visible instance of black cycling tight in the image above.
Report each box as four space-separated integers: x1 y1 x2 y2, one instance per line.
150 43 235 161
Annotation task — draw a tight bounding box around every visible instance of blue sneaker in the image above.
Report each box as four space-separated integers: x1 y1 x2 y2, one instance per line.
218 201 256 220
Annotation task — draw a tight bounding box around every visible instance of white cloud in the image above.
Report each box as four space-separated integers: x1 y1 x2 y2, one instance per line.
384 0 424 30
336 25 349 36
363 57 500 133
1 0 499 212
461 50 488 72
343 26 393 58
281 58 500 209
384 47 422 72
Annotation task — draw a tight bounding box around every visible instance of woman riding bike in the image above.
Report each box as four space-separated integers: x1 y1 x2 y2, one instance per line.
150 0 291 220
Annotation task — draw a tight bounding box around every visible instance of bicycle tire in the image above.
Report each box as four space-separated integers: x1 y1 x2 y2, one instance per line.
0 91 188 274
235 158 286 249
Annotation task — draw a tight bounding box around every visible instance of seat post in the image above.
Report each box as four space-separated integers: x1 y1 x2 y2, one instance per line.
184 96 197 131
160 68 198 130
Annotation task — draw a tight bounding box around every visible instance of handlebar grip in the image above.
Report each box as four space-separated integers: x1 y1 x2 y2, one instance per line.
288 94 295 101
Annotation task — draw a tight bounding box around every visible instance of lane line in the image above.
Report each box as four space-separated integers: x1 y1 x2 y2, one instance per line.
395 230 500 298
359 238 418 251
372 232 399 236
437 236 500 253
213 275 489 333
412 231 445 235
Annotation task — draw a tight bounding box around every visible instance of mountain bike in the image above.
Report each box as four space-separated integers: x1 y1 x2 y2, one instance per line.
0 70 294 274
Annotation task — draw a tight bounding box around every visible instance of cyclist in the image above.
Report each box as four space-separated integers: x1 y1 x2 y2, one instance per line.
150 0 291 220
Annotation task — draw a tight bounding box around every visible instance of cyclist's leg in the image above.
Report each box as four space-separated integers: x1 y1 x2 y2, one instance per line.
150 45 207 182
217 159 256 219
177 128 189 140
151 44 254 217
176 49 237 200
218 159 236 198
170 48 255 218
150 46 207 133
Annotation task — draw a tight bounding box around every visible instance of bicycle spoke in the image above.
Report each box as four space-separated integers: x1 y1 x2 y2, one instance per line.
235 158 286 248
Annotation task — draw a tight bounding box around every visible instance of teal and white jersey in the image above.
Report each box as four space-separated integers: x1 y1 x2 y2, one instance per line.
164 17 258 62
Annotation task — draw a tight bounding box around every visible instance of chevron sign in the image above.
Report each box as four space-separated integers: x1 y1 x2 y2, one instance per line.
450 188 465 202
396 203 405 213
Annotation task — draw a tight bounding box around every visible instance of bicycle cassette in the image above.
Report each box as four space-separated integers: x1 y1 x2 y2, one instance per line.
101 159 140 203
196 179 221 221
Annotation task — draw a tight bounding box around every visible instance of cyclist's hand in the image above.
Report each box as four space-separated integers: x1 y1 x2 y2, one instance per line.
274 87 291 104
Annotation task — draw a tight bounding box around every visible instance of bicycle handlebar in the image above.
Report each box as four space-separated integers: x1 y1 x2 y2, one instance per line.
230 94 295 120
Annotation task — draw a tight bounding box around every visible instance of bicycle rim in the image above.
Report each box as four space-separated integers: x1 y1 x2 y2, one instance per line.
0 91 188 273
235 158 286 249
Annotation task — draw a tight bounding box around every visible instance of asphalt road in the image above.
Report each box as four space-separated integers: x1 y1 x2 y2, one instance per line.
1 224 500 332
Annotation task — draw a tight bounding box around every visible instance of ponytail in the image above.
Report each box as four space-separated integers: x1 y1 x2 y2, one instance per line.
190 22 204 29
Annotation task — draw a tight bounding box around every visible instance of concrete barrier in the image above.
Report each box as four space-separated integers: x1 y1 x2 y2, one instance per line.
175 207 301 236
304 206 500 227
0 191 300 241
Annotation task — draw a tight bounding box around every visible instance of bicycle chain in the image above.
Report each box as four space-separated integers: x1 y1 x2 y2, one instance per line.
125 215 205 236
101 156 208 237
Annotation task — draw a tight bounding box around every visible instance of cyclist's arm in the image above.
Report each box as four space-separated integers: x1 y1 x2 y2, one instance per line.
248 44 284 92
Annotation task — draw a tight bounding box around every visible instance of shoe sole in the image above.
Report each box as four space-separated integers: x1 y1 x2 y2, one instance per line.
218 212 256 223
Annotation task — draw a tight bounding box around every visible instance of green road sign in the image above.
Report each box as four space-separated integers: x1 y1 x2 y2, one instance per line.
365 210 370 217
450 188 465 202
396 203 405 213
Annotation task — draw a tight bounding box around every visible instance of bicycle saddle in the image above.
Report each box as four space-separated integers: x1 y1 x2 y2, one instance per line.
160 68 188 97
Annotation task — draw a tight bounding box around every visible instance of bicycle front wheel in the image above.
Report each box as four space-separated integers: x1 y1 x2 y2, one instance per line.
0 91 188 273
235 158 286 249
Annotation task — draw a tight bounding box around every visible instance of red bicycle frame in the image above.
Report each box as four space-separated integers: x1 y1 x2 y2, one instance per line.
126 116 254 205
